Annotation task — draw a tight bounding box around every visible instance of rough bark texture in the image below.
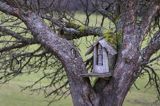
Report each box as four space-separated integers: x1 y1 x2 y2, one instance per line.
20 12 99 106
0 0 160 106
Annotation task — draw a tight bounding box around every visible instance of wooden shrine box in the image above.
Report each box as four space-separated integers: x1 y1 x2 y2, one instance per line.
81 37 117 78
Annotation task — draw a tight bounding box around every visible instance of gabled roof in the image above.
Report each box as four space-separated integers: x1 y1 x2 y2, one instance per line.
85 37 117 56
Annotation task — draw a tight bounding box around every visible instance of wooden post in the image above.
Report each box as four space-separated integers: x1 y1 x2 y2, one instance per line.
103 48 109 73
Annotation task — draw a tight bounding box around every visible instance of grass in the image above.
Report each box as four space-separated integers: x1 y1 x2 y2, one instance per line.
0 83 71 106
0 73 72 106
0 73 159 106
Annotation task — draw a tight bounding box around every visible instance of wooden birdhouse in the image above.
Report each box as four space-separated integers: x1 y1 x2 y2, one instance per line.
81 37 117 78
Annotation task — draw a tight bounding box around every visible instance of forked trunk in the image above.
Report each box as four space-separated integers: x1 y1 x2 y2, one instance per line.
71 58 140 106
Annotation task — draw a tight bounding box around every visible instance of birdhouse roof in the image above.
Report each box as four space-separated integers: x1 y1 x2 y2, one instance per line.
85 37 117 55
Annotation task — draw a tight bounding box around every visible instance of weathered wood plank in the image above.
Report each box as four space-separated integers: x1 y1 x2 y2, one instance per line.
103 48 109 73
85 37 104 55
80 72 112 78
99 39 117 55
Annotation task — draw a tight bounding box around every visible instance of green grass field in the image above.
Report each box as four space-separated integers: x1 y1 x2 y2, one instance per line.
0 73 159 106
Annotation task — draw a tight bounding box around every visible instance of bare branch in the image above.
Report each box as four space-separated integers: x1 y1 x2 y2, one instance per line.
142 31 160 63
0 1 19 17
43 15 102 40
140 2 160 38
0 25 36 43
90 0 116 21
0 43 30 53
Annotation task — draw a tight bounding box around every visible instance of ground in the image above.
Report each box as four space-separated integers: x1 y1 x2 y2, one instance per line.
0 67 159 106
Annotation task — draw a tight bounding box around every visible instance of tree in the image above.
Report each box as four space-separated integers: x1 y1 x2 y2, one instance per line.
0 0 160 106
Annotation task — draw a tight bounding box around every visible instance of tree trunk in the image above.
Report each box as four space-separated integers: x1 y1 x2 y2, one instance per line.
20 11 140 106
93 58 140 106
19 7 141 106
